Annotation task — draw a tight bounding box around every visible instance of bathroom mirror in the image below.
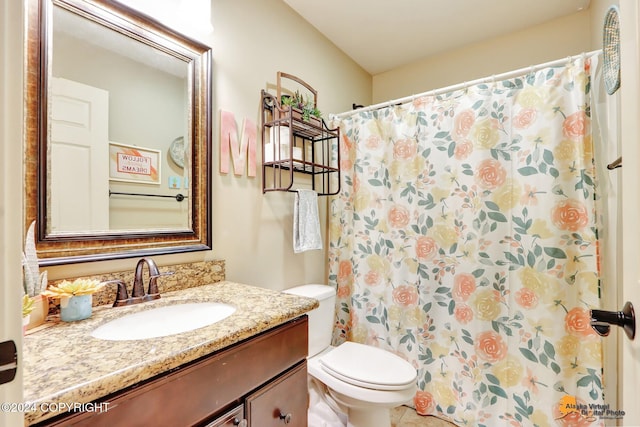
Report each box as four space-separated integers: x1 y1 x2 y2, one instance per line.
25 0 212 265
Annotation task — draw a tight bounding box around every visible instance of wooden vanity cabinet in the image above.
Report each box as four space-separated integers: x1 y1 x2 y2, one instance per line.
34 316 309 427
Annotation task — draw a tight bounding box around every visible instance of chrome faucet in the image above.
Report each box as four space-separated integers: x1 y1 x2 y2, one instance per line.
112 257 173 307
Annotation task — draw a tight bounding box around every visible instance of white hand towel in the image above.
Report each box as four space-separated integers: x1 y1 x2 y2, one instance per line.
293 189 322 253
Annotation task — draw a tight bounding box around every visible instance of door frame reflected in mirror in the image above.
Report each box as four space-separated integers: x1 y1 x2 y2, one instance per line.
25 0 213 265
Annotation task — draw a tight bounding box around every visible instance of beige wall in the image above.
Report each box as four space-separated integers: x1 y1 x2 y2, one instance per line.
43 0 372 291
209 0 370 289
372 9 597 103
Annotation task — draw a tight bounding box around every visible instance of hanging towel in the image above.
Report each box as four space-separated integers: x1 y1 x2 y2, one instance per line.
293 189 323 253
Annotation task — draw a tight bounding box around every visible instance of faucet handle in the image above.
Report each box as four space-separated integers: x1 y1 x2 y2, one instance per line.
151 271 175 279
103 279 130 307
146 271 174 300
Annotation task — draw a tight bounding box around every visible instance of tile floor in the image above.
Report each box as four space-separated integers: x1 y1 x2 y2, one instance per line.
390 406 457 427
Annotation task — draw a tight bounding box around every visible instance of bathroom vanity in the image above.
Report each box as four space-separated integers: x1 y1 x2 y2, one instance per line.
23 282 317 426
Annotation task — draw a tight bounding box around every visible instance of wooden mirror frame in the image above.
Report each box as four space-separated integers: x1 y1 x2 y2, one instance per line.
25 0 212 266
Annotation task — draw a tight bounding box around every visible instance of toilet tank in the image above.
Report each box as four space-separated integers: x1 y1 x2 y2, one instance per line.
283 284 336 357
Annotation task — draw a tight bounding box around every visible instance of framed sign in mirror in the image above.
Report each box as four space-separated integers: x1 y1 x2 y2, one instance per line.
25 0 212 265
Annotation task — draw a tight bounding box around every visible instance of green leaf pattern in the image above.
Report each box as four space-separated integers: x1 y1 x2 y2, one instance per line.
328 57 604 425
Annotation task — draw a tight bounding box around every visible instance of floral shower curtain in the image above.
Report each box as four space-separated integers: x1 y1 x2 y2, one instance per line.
328 56 604 426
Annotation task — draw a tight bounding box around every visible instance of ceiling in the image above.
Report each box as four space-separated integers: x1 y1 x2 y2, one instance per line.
283 0 592 75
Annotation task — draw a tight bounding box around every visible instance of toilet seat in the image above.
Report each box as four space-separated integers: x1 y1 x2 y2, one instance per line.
318 342 416 391
308 350 416 407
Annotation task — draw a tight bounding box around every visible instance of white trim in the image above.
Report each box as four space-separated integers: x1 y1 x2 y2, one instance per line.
332 50 602 119
0 0 24 422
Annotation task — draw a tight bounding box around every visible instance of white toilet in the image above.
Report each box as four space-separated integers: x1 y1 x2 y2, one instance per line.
284 284 417 427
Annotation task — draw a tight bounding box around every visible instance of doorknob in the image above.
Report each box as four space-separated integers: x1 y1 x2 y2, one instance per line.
0 340 18 385
590 301 635 340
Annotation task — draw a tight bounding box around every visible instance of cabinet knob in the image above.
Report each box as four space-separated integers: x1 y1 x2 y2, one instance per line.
279 412 292 424
233 418 247 427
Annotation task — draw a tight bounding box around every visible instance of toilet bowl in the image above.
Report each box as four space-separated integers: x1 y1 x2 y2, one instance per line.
284 285 417 427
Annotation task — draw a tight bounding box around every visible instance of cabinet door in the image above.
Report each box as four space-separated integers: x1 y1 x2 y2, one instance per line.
203 405 246 427
246 362 308 427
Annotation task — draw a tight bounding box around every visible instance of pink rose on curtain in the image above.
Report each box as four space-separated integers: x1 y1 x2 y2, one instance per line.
337 260 353 288
565 307 597 337
513 108 537 129
562 111 590 141
454 303 473 324
392 285 419 306
340 134 354 170
452 273 476 302
475 331 508 363
393 138 418 160
454 139 473 160
413 390 436 415
475 159 507 190
364 270 381 286
551 199 589 231
365 135 382 150
416 236 438 260
454 109 475 138
515 288 539 309
453 139 473 160
388 205 410 228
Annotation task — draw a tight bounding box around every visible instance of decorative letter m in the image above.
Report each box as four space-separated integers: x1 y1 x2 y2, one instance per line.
220 110 256 176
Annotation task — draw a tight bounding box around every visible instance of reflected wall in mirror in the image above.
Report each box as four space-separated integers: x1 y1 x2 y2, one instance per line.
25 0 213 265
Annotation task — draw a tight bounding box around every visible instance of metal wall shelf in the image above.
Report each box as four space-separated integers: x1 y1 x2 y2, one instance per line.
260 72 340 196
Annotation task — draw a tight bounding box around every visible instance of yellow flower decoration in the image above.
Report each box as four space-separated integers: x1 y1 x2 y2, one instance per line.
22 294 34 317
516 87 544 109
529 219 553 239
42 278 105 299
354 189 371 211
432 224 458 248
471 119 499 149
473 288 502 321
492 179 521 211
492 355 523 387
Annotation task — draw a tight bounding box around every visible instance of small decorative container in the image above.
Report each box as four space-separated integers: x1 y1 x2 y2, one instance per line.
60 295 92 322
22 315 31 334
26 294 49 330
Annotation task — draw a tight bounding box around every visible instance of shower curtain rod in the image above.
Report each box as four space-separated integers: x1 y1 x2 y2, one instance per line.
332 49 602 119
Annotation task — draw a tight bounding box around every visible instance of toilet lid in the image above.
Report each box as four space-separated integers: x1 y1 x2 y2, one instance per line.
318 342 417 391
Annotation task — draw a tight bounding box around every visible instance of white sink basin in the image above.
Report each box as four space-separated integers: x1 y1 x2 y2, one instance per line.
91 302 236 341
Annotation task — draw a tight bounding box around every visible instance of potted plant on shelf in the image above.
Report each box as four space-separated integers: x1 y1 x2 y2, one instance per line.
22 221 49 330
42 278 105 322
22 294 34 333
281 90 322 125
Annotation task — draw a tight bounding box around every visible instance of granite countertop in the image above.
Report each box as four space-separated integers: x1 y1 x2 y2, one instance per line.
22 281 318 425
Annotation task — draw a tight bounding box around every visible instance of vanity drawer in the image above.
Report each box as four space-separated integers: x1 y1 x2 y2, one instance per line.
245 361 308 427
35 316 308 427
204 404 245 427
